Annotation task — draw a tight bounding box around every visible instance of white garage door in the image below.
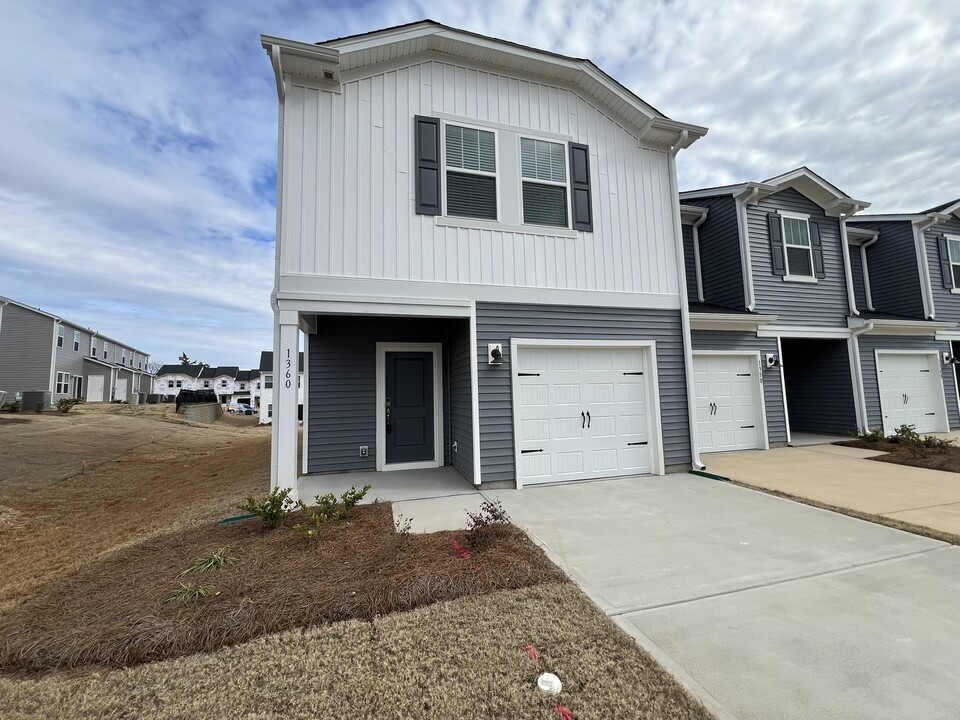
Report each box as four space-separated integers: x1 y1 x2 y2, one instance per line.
86 375 104 402
877 352 946 435
514 344 656 486
115 378 128 402
694 353 763 453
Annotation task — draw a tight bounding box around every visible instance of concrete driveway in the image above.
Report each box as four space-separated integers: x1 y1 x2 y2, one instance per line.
398 473 960 719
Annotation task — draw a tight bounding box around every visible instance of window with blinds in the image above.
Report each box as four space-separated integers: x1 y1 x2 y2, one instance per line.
445 125 497 220
521 137 568 227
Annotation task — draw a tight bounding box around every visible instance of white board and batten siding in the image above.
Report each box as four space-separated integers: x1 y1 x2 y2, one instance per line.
875 351 948 435
279 59 681 300
510 340 663 487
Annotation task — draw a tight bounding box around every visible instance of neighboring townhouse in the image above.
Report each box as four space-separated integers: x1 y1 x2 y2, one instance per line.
153 364 204 396
256 351 304 424
154 365 262 407
846 199 960 435
0 295 151 407
261 21 708 497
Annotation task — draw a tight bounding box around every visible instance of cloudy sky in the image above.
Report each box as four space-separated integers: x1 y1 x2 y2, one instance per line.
2 0 958 369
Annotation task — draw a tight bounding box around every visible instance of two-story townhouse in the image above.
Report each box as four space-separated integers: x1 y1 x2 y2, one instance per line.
845 200 960 435
256 350 304 424
262 22 707 498
154 364 205 396
679 168 883 451
0 295 151 407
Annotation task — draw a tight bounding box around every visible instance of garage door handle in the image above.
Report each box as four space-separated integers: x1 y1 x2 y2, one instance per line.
581 411 586 428
518 372 541 377
741 425 755 429
925 412 936 416
521 448 543 454
627 441 648 446
623 371 644 376
587 411 591 428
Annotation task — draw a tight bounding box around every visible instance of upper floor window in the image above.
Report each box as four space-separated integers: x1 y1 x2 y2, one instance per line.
103 342 110 360
521 138 567 227
946 235 960 288
168 380 174 388
204 380 210 388
221 380 227 387
240 382 246 390
176 380 182 388
73 331 81 352
782 215 813 278
264 374 273 389
57 326 64 348
91 338 97 356
444 125 497 220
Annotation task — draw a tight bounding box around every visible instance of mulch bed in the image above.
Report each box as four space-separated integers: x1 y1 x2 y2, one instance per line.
0 504 566 675
837 439 960 473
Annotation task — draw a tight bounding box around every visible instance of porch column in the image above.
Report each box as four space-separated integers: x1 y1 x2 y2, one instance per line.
272 311 300 500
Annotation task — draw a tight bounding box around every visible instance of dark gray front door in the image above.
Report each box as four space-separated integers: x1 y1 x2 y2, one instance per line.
385 351 434 464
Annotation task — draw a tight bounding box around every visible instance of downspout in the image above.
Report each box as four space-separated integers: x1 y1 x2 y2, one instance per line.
267 42 286 489
849 321 875 431
691 208 708 303
914 217 939 320
669 130 705 470
838 205 861 316
734 187 759 311
860 234 879 311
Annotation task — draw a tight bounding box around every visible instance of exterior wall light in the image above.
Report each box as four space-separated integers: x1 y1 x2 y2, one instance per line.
488 343 503 366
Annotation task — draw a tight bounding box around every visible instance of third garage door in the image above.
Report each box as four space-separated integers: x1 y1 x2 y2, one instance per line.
876 352 946 435
513 344 657 486
694 353 763 453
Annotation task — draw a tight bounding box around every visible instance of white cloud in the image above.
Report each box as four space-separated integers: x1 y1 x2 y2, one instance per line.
1 0 959 369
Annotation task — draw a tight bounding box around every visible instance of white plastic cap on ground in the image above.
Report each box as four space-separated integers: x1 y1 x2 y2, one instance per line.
537 672 562 695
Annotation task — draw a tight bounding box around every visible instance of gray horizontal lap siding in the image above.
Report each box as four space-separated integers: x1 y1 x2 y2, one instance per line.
691 330 787 444
781 338 857 435
848 246 868 311
0 304 54 396
307 316 467 474
475 303 690 483
855 221 924 319
448 320 474 482
749 189 849 326
682 224 699 304
694 196 745 310
858 335 959 431
925 216 960 323
53 324 93 397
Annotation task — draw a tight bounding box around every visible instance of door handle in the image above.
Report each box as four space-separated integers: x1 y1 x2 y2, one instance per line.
587 411 591 428
385 396 392 433
581 411 586 428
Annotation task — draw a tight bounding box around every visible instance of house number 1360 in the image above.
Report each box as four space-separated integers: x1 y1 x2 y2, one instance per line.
285 349 292 388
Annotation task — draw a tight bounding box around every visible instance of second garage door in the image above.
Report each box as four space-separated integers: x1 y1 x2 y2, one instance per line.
694 353 764 453
513 343 658 486
876 351 946 435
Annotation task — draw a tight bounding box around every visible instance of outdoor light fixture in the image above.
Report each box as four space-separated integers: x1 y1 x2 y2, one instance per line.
765 353 780 369
943 352 959 365
488 343 503 366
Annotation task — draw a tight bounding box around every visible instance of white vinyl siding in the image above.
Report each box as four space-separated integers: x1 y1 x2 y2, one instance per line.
279 60 681 297
782 214 814 278
444 124 497 220
520 137 567 227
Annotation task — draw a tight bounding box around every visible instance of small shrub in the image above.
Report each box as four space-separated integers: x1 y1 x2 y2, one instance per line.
921 435 955 453
891 424 921 445
853 427 886 443
237 487 295 529
341 484 372 511
55 398 82 413
169 582 216 603
466 498 511 530
180 547 236 576
294 484 371 537
3 401 21 413
394 514 413 535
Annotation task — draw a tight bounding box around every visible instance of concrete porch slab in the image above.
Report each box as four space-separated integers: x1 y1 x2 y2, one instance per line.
298 466 478 505
788 431 852 447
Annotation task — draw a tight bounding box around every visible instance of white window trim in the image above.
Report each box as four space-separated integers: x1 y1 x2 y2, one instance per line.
441 121 500 222
945 233 960 294
518 134 571 230
780 211 817 283
57 326 64 348
73 331 81 352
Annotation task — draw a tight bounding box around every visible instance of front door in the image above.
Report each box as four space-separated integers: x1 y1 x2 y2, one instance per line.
385 351 434 464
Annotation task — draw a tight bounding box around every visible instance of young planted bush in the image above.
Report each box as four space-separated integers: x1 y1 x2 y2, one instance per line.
238 487 295 529
295 484 371 537
55 398 82 413
466 498 511 530
180 547 236 576
169 582 216 603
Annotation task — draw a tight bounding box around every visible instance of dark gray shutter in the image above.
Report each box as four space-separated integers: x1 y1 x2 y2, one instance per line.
569 143 592 231
810 221 826 279
414 116 441 215
768 213 786 276
938 235 953 288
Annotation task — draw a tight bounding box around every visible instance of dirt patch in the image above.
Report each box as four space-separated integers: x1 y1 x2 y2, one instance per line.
838 439 960 473
0 583 713 720
0 416 32 425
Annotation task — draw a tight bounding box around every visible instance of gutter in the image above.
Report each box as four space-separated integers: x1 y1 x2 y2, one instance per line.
734 187 759 311
669 130 705 470
848 321 874 431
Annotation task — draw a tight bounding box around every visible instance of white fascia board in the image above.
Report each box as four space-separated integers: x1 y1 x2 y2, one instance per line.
849 317 956 336
850 214 924 223
679 183 777 202
690 313 778 331
261 34 340 63
679 204 709 224
757 325 853 339
845 226 879 243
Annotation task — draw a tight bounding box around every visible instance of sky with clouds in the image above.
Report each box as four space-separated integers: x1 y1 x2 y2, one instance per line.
2 0 958 369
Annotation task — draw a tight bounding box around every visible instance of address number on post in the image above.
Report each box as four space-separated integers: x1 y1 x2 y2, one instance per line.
285 349 292 388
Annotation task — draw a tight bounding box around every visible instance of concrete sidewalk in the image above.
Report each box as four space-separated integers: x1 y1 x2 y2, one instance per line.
704 445 960 535
394 473 960 719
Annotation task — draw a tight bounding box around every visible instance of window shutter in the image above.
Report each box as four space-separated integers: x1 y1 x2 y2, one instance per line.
938 235 953 288
810 221 826 279
569 143 593 231
414 116 441 215
768 213 786 276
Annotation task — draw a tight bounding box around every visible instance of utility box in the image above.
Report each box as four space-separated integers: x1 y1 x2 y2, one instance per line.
21 391 51 412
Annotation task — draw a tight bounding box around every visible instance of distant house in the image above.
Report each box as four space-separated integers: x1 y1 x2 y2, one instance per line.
256 351 304 424
153 364 263 408
0 295 151 407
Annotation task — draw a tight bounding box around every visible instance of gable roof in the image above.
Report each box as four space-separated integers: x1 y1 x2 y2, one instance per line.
261 20 707 151
156 364 204 378
681 167 868 217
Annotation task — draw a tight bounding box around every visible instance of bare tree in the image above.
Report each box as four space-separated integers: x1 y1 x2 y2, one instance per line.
146 361 163 374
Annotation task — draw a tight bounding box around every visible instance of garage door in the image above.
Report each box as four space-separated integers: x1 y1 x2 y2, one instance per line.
694 353 763 453
877 352 946 435
514 344 655 486
86 375 104 402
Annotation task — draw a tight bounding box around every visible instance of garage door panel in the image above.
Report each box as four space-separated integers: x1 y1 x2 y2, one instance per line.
515 345 656 485
695 354 762 454
877 353 945 435
520 383 549 407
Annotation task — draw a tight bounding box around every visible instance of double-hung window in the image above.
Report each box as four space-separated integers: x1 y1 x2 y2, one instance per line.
56 372 70 394
103 342 110 361
264 374 273 389
444 125 497 220
520 138 568 227
73 331 81 352
57 326 64 348
91 338 97 356
168 380 174 388
782 214 814 278
947 236 960 288
176 380 182 388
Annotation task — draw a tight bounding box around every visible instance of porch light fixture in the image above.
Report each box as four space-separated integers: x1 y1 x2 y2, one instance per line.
488 343 503 366
943 352 959 365
765 353 780 369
